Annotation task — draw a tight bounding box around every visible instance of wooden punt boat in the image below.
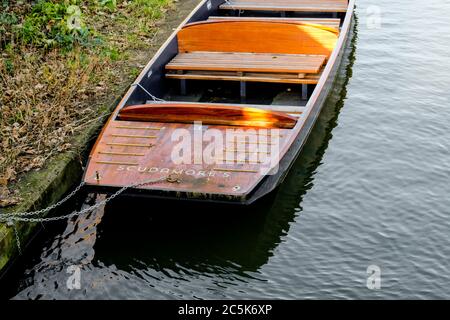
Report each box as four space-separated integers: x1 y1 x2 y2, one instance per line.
83 0 356 205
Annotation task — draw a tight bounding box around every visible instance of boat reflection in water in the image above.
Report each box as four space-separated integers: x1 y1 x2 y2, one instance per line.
8 20 357 299
94 25 357 276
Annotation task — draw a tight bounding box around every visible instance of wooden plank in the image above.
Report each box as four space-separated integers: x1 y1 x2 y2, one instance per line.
115 125 164 130
143 101 305 114
96 161 139 166
106 143 153 147
111 134 157 139
219 0 348 12
166 70 322 85
166 52 326 74
177 21 338 57
140 101 304 114
98 151 146 156
207 16 341 30
118 104 298 129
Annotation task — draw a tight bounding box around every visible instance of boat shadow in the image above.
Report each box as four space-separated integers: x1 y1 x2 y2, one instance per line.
93 23 358 274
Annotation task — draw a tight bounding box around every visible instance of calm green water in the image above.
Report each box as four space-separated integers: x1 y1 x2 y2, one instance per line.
2 0 450 299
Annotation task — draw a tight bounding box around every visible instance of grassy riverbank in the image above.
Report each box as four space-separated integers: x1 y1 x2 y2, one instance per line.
0 0 173 207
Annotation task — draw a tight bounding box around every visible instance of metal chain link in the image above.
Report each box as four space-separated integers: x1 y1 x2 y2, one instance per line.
5 220 22 255
0 82 159 220
0 181 86 219
1 176 173 255
13 222 22 255
0 176 169 224
0 81 169 255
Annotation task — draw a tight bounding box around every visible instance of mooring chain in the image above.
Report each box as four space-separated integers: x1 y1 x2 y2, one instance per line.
5 220 22 255
1 176 168 224
1 176 172 254
1 82 162 220
0 81 171 256
12 222 22 255
0 181 87 220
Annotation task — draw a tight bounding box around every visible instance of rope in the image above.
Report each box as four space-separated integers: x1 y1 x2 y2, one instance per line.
224 0 242 16
130 83 166 102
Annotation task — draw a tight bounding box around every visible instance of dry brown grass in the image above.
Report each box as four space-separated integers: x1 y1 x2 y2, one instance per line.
0 51 114 175
0 48 123 206
0 0 173 207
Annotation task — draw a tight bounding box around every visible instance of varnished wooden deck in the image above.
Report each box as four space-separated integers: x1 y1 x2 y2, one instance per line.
84 117 295 198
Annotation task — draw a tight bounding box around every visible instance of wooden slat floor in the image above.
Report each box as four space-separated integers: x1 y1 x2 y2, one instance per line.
84 120 295 197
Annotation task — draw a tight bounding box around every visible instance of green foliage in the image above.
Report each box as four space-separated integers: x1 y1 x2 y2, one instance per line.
0 12 18 26
100 46 121 61
129 66 140 78
98 0 117 10
3 58 14 75
18 1 90 50
1 0 172 52
129 0 171 19
0 4 18 42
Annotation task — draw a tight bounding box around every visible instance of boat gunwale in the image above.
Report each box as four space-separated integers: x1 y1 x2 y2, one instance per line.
280 0 355 157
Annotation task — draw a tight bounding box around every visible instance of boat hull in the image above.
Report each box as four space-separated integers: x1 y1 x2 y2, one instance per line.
82 0 356 205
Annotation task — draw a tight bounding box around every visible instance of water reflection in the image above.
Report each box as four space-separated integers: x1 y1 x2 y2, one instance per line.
94 29 357 278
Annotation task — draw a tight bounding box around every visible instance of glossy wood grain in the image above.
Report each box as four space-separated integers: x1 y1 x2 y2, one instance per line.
177 21 338 57
118 103 298 129
166 52 326 74
84 119 294 198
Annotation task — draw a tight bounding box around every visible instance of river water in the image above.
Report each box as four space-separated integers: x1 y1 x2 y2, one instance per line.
2 0 450 299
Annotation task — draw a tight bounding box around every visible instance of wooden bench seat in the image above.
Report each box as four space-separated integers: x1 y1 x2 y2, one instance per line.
166 52 326 75
166 51 325 100
167 20 338 100
219 0 348 13
166 69 322 85
207 16 341 30
166 69 321 101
